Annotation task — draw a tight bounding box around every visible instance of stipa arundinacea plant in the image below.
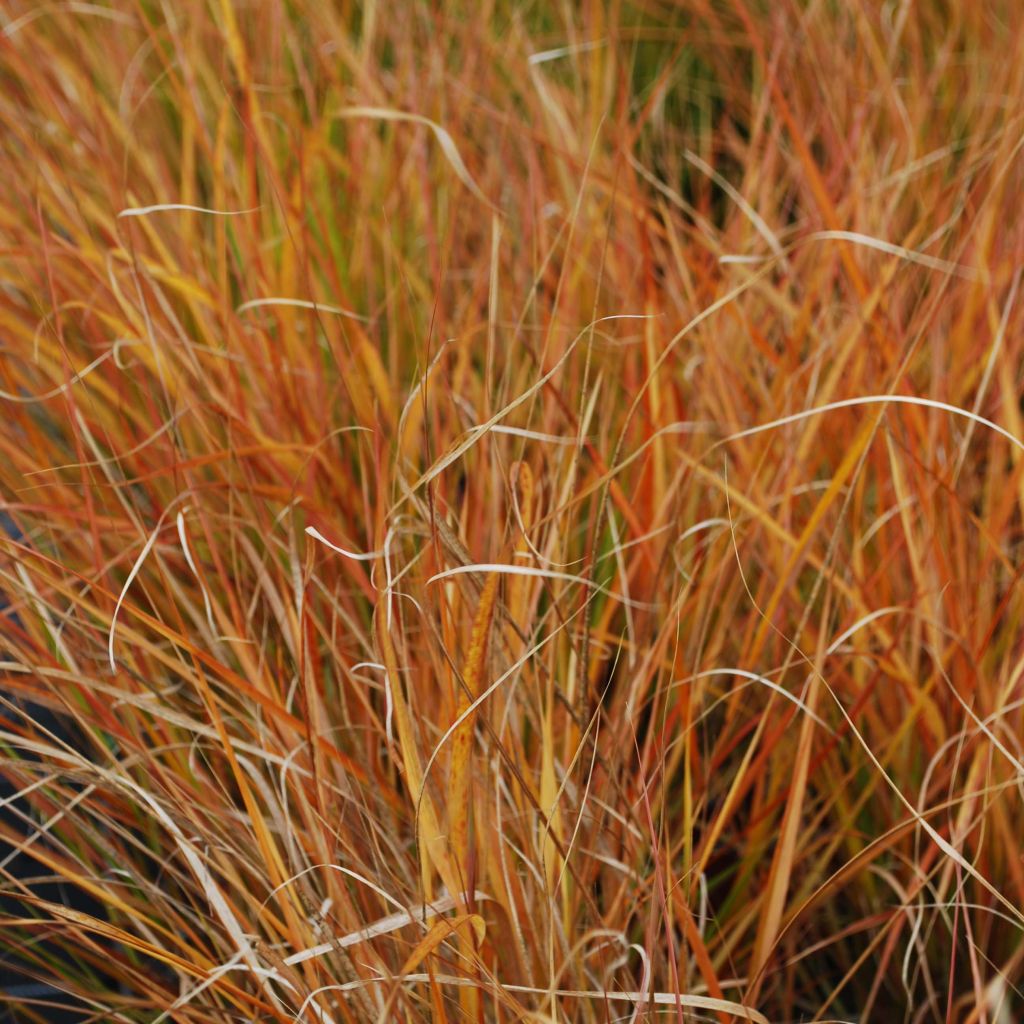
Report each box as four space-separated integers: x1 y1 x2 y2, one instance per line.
1 1 1023 1021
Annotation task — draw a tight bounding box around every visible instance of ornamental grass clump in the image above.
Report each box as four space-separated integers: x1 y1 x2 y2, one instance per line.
1 1 1023 1021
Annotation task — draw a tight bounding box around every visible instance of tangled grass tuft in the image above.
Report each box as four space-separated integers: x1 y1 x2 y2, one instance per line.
1 1 1023 1020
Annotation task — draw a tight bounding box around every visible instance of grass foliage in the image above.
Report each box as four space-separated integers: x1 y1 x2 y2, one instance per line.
1 1 1023 1020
